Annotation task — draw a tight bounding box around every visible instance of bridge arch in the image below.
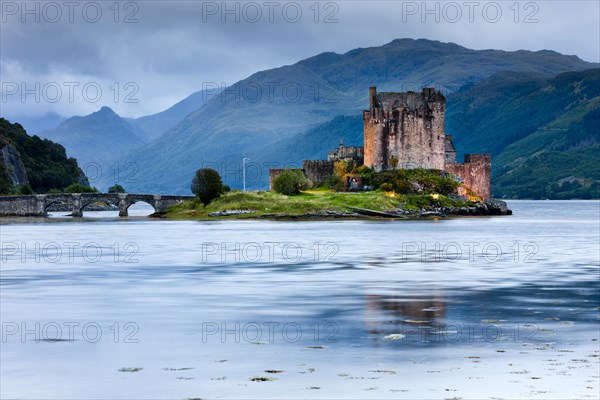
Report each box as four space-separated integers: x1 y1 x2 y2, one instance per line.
122 199 157 217
43 198 72 212
78 197 120 215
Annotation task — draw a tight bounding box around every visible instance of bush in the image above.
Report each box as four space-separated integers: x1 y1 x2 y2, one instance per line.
191 168 224 205
64 184 98 193
355 165 376 185
272 169 313 195
379 182 393 192
325 175 345 191
18 184 34 195
370 169 459 195
108 184 126 193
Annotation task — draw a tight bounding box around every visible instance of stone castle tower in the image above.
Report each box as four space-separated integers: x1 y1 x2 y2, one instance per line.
363 87 446 171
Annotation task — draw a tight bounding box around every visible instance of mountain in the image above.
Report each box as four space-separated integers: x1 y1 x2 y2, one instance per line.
446 68 600 199
255 69 600 199
41 106 146 171
129 88 218 141
255 114 363 167
113 38 597 194
0 118 88 194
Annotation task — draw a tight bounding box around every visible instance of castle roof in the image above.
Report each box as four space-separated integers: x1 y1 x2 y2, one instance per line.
445 136 456 153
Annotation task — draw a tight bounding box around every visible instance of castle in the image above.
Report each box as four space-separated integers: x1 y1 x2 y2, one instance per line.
270 87 491 200
364 87 446 170
328 140 364 163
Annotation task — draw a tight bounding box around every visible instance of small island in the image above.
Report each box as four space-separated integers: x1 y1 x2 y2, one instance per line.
166 187 511 220
167 87 511 220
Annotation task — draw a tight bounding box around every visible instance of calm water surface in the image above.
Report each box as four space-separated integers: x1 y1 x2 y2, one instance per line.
1 201 599 399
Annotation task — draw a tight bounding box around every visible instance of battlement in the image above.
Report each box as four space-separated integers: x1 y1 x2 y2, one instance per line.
464 154 491 164
367 87 445 114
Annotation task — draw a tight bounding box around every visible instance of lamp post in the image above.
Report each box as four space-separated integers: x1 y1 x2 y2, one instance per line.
242 154 249 192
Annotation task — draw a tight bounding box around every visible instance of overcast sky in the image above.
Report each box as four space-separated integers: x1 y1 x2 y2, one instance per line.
1 0 599 120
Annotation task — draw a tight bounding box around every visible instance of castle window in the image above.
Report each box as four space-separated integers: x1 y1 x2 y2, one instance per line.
429 142 432 147
437 136 440 140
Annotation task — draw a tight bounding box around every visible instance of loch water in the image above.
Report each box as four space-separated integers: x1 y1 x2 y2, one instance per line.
1 200 599 399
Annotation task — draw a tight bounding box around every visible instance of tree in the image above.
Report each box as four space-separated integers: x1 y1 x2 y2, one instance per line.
333 160 353 177
18 184 34 195
0 119 88 194
191 168 224 205
108 184 126 193
272 169 312 195
64 183 98 193
325 175 345 191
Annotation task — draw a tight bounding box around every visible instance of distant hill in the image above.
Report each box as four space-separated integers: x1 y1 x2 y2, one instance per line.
1 112 66 137
0 118 88 194
41 106 146 170
242 69 600 198
129 88 218 141
446 68 600 199
254 114 363 167
112 38 597 194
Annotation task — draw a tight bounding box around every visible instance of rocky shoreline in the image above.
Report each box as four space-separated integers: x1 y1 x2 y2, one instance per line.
209 199 512 220
440 198 512 216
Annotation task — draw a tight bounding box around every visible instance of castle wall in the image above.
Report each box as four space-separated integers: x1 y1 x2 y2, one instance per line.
445 154 491 200
444 135 457 164
302 160 334 185
392 104 445 170
363 87 446 171
363 109 386 170
269 168 286 191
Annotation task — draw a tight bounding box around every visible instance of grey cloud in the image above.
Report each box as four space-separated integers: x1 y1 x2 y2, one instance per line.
1 0 598 120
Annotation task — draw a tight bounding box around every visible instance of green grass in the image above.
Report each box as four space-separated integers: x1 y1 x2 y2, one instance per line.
166 189 472 219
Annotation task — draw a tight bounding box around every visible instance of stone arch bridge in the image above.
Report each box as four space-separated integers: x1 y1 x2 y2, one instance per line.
0 193 195 217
